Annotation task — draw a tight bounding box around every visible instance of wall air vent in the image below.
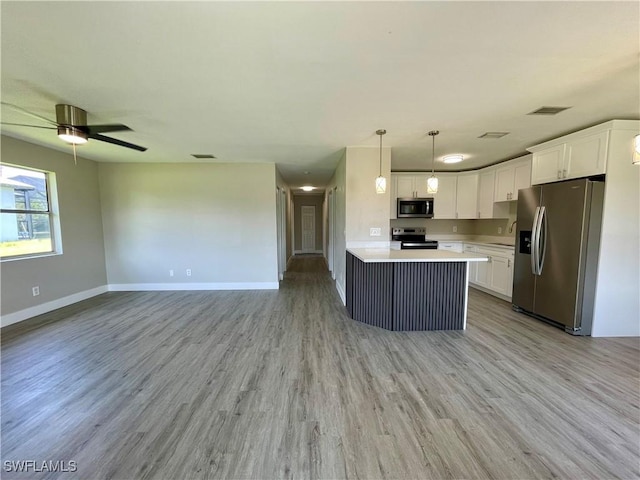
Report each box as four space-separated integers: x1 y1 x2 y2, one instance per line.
191 154 216 159
528 106 571 115
478 132 509 139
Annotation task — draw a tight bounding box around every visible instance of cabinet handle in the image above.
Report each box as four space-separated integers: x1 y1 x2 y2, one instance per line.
562 169 567 178
478 211 481 218
488 256 492 263
508 259 511 267
557 170 562 179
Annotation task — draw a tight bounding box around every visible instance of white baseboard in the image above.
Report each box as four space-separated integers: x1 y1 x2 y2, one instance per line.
1 285 109 328
336 280 346 306
293 250 324 255
108 282 280 291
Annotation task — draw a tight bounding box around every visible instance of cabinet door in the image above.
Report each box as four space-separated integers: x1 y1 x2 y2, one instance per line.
478 170 495 218
439 242 463 253
432 175 457 219
475 254 492 288
565 131 609 179
531 144 566 185
396 175 415 198
414 174 431 198
390 175 397 219
490 256 510 296
494 165 514 202
456 173 479 219
512 158 531 200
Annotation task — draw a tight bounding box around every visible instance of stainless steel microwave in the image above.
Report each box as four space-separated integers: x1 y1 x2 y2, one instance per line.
397 198 434 218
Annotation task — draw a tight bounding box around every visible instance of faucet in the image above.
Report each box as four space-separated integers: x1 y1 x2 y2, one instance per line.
509 220 517 233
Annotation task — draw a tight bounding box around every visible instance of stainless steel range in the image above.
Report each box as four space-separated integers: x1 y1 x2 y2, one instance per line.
392 227 438 249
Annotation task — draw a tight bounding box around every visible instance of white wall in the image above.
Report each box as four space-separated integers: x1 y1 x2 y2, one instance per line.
345 146 391 246
326 150 347 302
1 136 108 326
99 162 278 289
592 124 640 336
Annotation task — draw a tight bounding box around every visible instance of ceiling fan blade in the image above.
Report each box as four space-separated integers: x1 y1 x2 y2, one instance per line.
89 133 147 152
1 122 56 130
1 101 58 126
81 124 132 135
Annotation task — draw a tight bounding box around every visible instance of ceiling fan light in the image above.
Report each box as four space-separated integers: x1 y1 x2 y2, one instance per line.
57 126 87 145
427 175 439 194
443 154 464 164
375 175 387 194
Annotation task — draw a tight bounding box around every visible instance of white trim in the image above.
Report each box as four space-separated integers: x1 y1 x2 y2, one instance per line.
108 282 279 291
293 249 324 255
1 285 108 328
336 280 346 305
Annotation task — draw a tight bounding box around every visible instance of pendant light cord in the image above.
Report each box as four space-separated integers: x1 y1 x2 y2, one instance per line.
431 134 435 174
379 133 383 176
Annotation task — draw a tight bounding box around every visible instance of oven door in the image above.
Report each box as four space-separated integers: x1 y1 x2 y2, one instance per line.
401 242 439 250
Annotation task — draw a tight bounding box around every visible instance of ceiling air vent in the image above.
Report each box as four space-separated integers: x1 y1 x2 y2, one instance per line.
478 132 509 139
191 154 216 159
528 106 571 115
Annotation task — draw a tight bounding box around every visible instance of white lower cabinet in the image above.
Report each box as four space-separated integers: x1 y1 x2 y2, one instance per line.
465 243 514 300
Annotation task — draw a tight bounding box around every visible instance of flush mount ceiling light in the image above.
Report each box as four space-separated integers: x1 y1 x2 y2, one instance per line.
633 134 640 165
443 154 463 164
375 129 387 194
427 130 439 194
301 186 315 192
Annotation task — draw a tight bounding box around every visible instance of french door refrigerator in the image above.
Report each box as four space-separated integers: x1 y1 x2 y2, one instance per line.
512 178 604 335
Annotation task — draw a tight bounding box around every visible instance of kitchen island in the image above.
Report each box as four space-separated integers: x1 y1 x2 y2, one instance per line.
346 248 488 331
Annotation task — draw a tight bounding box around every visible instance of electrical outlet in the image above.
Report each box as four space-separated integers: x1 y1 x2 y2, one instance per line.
186 269 192 277
32 286 40 296
498 227 503 234
453 225 457 233
169 269 174 277
370 227 381 237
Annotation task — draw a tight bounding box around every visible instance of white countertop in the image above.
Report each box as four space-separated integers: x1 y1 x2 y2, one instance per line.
348 248 489 263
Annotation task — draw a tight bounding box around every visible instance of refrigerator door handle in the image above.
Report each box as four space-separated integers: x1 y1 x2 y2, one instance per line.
531 206 540 275
538 206 548 274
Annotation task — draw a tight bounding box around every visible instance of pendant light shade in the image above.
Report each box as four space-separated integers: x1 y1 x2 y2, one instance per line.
375 129 387 194
633 134 640 165
427 130 439 194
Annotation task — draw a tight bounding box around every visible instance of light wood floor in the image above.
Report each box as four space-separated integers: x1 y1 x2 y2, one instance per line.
2 256 639 479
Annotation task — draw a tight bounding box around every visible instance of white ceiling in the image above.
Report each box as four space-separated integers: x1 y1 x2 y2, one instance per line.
1 1 638 190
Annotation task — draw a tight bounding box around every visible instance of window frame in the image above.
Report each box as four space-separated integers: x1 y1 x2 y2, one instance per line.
0 164 60 261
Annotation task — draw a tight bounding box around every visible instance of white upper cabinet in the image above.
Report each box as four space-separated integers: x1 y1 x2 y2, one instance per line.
494 155 532 202
478 169 509 218
432 174 457 219
456 173 478 219
394 174 431 198
390 175 398 219
529 126 611 185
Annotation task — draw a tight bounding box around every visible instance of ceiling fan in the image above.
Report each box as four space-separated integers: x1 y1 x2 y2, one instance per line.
1 102 147 152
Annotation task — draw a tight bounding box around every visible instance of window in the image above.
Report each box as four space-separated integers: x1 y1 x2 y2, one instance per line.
1 165 57 259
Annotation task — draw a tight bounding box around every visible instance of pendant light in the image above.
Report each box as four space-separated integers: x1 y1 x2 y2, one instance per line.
633 134 640 165
375 129 387 194
427 130 439 194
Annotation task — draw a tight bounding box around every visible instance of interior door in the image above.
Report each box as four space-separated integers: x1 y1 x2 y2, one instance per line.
301 206 316 252
533 179 588 327
328 191 334 272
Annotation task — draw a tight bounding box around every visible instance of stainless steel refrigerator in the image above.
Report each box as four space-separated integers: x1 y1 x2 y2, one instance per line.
512 178 604 335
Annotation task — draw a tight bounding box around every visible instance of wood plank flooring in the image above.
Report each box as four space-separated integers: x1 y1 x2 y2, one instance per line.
1 256 639 479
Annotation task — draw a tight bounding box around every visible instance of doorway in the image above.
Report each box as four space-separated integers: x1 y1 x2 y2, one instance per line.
301 206 315 253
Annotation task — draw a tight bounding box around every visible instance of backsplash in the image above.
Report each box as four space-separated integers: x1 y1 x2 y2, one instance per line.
390 202 518 238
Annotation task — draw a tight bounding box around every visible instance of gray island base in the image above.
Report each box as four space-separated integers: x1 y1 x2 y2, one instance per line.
346 248 488 331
